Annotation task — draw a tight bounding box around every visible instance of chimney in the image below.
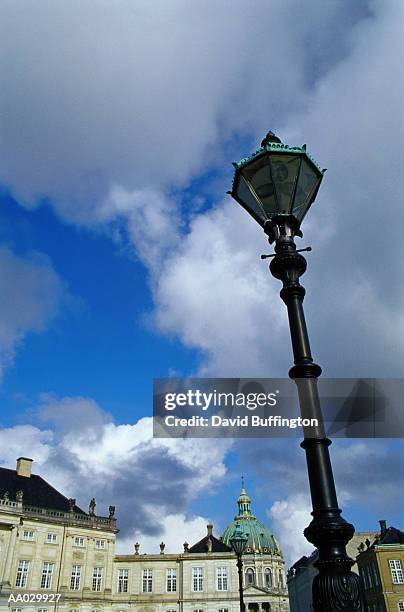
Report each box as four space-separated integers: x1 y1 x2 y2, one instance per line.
379 520 387 535
207 524 213 537
16 457 33 478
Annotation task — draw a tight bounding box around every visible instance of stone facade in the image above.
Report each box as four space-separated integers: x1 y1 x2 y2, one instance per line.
356 521 404 612
0 492 117 610
0 459 289 612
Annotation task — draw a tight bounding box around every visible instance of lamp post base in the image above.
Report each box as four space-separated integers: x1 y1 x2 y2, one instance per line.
312 570 365 612
305 516 366 612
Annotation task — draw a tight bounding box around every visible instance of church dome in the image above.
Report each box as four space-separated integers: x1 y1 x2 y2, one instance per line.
221 479 280 555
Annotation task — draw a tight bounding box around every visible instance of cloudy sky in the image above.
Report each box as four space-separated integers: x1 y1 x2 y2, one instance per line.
0 0 403 566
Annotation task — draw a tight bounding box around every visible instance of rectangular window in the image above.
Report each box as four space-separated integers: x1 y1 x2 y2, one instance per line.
398 602 404 612
15 560 29 587
22 530 34 540
389 559 404 584
38 608 48 612
193 609 204 612
218 609 229 612
142 569 153 592
117 568 129 593
40 562 54 589
46 533 57 544
73 536 85 547
166 568 177 592
92 567 103 592
192 567 203 592
216 566 228 591
95 539 106 549
70 565 81 590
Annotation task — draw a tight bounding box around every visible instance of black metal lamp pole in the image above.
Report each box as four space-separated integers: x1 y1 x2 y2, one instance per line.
229 131 366 611
230 523 248 612
269 221 365 611
236 553 245 612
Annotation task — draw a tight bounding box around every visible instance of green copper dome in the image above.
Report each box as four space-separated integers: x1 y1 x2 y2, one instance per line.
221 479 280 555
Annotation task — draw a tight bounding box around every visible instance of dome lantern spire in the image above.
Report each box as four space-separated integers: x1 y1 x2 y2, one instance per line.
237 476 252 516
221 476 279 554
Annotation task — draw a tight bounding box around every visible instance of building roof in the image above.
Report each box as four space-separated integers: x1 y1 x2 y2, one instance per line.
290 551 317 571
375 526 404 546
188 533 231 554
0 466 85 514
221 481 280 555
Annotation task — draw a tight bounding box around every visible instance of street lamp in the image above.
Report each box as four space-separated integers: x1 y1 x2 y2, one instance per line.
230 522 248 612
229 131 366 612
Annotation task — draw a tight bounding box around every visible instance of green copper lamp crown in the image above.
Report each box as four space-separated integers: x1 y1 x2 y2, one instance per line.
229 131 325 243
229 522 249 556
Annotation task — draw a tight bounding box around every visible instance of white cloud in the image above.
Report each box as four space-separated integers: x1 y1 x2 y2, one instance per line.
0 1 366 209
149 0 404 378
331 441 402 511
0 246 64 379
0 395 232 540
153 200 288 375
98 185 180 269
0 425 53 466
1 1 402 378
269 494 313 566
117 513 210 555
237 436 403 566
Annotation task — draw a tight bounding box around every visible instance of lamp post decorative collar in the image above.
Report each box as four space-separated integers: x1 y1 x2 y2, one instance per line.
229 132 366 612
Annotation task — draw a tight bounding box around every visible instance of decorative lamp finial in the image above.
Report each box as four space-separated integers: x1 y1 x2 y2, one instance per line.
261 130 282 147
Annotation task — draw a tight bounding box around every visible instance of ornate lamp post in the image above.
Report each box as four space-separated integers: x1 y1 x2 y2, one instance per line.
229 131 365 611
230 522 248 612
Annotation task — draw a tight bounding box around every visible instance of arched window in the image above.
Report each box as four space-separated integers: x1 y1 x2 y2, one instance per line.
245 568 255 586
264 567 272 588
278 569 283 588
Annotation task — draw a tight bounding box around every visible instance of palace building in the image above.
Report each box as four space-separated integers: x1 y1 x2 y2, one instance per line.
356 521 404 612
0 458 289 612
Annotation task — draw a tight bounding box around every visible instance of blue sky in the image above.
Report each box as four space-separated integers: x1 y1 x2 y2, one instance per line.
0 192 200 425
0 0 403 565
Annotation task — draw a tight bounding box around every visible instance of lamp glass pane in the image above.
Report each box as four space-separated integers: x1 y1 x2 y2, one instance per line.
270 155 301 214
234 173 267 225
242 155 278 215
230 535 248 555
293 158 321 221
